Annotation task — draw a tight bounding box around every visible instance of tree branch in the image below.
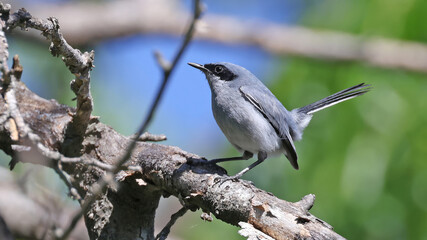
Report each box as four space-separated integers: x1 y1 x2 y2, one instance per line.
0 79 345 239
5 5 95 146
140 0 203 132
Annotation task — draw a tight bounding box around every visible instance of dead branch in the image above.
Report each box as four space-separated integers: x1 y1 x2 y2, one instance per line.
6 5 94 140
0 79 345 239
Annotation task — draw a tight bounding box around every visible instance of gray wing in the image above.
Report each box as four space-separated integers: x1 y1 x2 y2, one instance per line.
239 86 299 169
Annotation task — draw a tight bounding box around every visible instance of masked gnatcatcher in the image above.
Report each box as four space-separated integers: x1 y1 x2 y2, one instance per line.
188 62 370 179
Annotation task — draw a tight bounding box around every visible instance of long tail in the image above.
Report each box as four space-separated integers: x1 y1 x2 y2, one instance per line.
289 83 371 141
296 83 371 115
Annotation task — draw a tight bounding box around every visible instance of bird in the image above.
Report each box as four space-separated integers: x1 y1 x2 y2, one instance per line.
188 62 370 179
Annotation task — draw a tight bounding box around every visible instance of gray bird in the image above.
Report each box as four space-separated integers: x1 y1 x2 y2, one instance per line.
188 62 370 179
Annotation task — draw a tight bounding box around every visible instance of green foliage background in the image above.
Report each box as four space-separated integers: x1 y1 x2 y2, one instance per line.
2 0 427 239
179 0 427 239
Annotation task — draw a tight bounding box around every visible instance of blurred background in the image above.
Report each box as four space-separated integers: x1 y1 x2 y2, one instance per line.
2 0 427 239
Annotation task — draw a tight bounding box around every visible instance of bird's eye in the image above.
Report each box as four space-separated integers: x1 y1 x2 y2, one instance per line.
215 66 223 73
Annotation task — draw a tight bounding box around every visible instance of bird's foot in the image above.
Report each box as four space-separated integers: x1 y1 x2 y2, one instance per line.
214 176 236 185
213 175 255 187
213 174 241 185
186 157 208 166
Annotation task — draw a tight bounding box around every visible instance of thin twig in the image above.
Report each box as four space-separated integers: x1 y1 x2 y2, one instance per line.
53 161 81 202
140 0 202 133
109 0 203 188
60 156 142 172
155 207 188 240
6 7 95 137
58 2 203 238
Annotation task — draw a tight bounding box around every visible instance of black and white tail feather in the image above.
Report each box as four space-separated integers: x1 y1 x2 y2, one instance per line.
290 83 371 142
297 83 370 115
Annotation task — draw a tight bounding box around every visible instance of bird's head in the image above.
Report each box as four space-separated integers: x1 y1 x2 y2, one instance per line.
188 62 257 92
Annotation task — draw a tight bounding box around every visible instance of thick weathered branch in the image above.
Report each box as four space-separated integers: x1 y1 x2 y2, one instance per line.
0 79 344 239
13 0 427 74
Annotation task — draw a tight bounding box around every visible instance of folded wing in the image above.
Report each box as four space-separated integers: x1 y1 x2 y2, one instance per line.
239 86 299 169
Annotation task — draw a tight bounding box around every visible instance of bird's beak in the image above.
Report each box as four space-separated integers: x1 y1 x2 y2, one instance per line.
188 62 209 73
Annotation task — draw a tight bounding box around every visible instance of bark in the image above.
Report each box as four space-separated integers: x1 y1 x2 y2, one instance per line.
0 79 345 239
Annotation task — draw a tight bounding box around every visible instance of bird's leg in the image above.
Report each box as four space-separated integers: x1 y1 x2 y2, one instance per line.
209 151 253 164
228 151 267 180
